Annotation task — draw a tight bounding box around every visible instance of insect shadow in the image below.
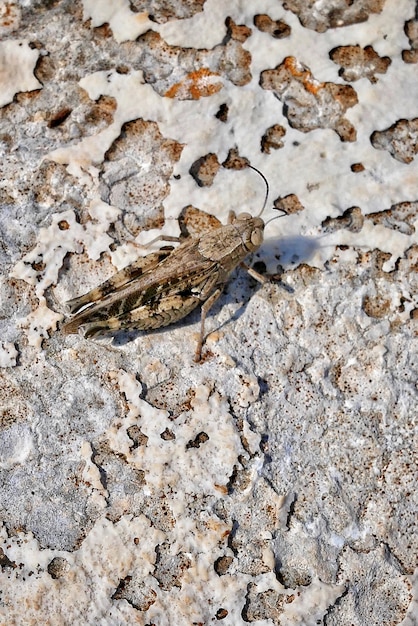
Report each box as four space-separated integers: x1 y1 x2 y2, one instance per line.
111 233 321 349
262 233 322 266
210 234 321 333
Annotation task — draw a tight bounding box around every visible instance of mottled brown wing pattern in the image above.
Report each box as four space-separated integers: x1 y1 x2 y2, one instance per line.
74 293 203 338
62 237 221 337
65 247 174 315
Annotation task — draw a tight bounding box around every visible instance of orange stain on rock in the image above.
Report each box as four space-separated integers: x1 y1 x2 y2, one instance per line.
165 68 222 100
284 56 323 95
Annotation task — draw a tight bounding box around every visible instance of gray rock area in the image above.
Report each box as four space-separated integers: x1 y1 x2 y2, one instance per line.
0 0 417 624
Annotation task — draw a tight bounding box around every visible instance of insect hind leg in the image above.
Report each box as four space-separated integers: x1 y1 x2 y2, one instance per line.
75 293 201 339
195 287 223 362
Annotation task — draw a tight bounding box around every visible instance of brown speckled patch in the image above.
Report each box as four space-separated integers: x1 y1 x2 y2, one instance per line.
47 556 70 579
322 206 365 233
261 124 286 153
0 375 30 427
254 14 291 39
402 18 418 63
273 194 305 215
112 574 157 610
189 152 220 186
242 583 289 622
222 147 249 170
362 293 391 318
260 56 358 141
153 542 192 590
330 44 391 83
367 201 418 235
0 1 21 35
370 118 418 163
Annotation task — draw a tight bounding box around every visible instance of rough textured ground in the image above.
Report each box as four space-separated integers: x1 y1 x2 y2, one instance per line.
0 0 417 624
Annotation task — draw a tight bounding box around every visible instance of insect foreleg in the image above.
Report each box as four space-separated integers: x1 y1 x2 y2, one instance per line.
240 262 269 285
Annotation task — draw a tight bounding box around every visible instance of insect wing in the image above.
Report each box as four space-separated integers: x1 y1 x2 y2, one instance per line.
63 238 219 335
65 248 174 315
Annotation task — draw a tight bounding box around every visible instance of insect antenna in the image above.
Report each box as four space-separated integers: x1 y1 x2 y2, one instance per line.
265 210 288 227
247 165 270 217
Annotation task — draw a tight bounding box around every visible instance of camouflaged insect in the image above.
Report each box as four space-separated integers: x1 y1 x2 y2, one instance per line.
62 167 270 361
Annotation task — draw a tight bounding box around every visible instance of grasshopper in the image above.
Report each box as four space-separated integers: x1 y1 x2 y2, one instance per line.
62 165 271 361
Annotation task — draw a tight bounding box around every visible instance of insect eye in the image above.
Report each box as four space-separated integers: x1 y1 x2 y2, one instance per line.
250 228 263 247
